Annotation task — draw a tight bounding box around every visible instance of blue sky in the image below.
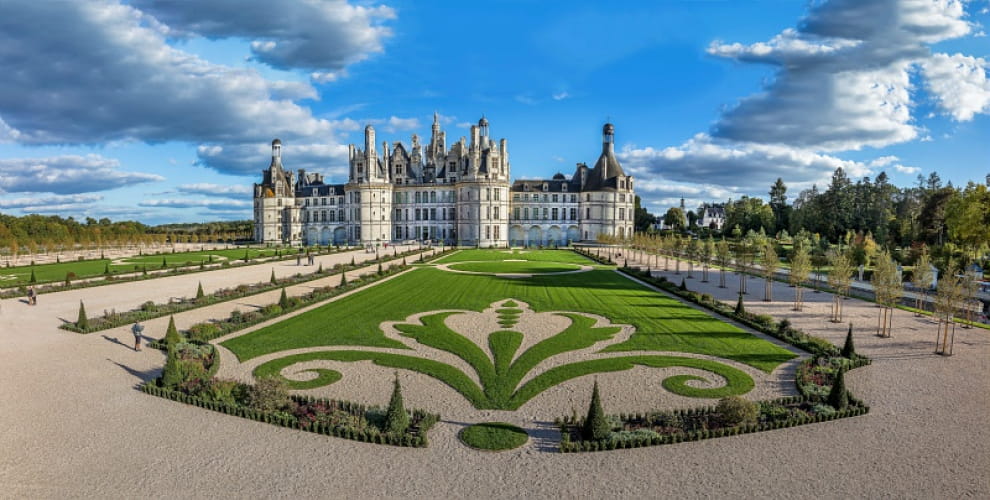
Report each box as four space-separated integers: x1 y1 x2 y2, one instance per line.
0 0 987 224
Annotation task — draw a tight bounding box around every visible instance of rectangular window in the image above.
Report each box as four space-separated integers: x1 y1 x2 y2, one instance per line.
542 194 548 202
485 225 491 239
552 194 558 203
485 206 490 220
494 225 500 239
552 208 558 220
415 209 421 221
619 208 625 220
570 208 577 220
543 208 548 220
485 188 490 201
395 208 402 221
513 207 520 220
586 207 591 219
494 189 500 201
430 208 437 220
493 206 499 220
513 193 520 201
524 207 529 219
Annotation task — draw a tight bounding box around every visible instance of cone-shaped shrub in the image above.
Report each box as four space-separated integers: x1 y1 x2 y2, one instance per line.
317 263 323 274
161 346 183 388
734 293 745 315
196 282 205 300
278 288 290 309
841 323 856 358
402 257 407 266
679 278 688 291
583 380 611 441
339 271 347 287
377 261 383 275
161 256 167 267
384 373 409 435
163 315 182 345
350 256 355 266
104 262 110 275
76 301 88 329
142 265 148 276
29 269 37 283
243 250 250 262
827 369 848 410
269 268 277 285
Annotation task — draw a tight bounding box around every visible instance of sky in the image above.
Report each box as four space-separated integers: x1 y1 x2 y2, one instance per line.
0 0 987 225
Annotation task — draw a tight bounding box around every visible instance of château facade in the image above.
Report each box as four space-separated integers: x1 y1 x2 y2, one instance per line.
253 115 634 247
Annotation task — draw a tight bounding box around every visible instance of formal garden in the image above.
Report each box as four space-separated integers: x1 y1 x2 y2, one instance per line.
130 248 873 452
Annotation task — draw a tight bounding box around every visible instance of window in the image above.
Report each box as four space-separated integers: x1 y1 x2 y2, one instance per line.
513 207 520 220
513 193 520 201
430 208 437 220
570 195 576 203
524 207 529 219
494 189 500 201
305 199 310 206
552 208 558 220
494 225 500 239
485 188 490 201
338 210 344 221
543 208 548 220
441 208 446 220
415 209 421 221
415 192 421 203
485 225 491 239
395 209 402 221
542 194 548 202
493 206 499 220
542 183 548 191
586 207 591 219
329 211 336 222
552 194 559 203
619 208 625 220
430 191 436 203
586 194 590 201
619 194 625 202
484 206 489 220
570 208 577 220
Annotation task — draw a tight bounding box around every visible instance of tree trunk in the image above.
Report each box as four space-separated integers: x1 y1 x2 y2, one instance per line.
702 265 709 283
719 268 726 288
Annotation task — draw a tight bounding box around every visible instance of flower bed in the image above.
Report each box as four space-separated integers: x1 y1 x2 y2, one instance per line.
554 264 872 453
61 247 424 334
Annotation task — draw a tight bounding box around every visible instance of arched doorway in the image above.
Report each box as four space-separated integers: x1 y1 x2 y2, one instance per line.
547 226 562 247
333 227 347 245
566 225 580 244
528 226 543 247
509 225 524 247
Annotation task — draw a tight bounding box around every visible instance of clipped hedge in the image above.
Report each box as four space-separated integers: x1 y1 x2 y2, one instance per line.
139 382 438 448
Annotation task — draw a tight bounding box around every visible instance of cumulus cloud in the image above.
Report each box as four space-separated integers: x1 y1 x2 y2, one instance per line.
176 183 252 199
131 0 394 76
707 0 978 152
381 116 421 133
0 0 334 145
0 193 103 209
0 154 163 194
194 140 349 179
921 53 990 121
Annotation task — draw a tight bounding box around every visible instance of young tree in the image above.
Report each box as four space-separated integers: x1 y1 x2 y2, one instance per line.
789 244 812 311
701 237 715 283
934 264 966 355
760 240 779 302
384 372 409 435
715 239 732 288
910 249 934 315
672 236 684 275
582 380 611 441
686 238 700 278
827 250 855 322
871 249 902 337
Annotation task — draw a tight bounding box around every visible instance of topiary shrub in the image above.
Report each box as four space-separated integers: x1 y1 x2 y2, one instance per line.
679 278 688 291
76 301 88 329
827 369 848 410
196 282 205 301
163 315 182 345
104 262 111 275
734 293 745 315
716 396 758 426
278 287 290 309
270 268 277 285
841 323 856 358
339 271 347 288
29 269 37 283
384 373 409 435
582 380 611 441
161 346 184 387
248 376 292 412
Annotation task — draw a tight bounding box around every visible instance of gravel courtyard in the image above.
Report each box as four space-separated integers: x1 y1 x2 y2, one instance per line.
0 249 986 498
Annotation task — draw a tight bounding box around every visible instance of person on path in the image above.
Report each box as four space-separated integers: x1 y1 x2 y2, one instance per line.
131 322 144 351
296 255 301 266
27 286 36 305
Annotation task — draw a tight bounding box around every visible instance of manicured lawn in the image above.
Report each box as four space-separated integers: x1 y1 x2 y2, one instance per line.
225 266 794 373
448 261 582 274
0 248 281 286
459 422 528 451
436 249 594 265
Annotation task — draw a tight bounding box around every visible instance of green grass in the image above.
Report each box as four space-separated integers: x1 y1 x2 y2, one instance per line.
459 422 528 451
225 267 795 373
436 249 594 265
448 261 581 274
0 247 281 286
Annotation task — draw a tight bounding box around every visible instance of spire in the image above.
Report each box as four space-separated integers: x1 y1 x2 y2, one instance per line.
270 138 283 169
602 123 615 154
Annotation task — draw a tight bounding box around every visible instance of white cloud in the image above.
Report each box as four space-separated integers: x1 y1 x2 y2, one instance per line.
176 183 252 199
382 116 421 133
0 193 103 209
707 0 980 152
138 199 251 209
921 53 990 121
0 154 163 194
894 164 921 174
131 0 395 77
552 91 570 101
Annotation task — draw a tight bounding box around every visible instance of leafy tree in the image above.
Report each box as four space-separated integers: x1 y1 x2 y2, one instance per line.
715 239 731 288
384 373 410 435
945 182 990 258
827 250 854 322
769 177 789 233
633 195 657 232
871 249 902 337
910 248 934 315
583 380 611 441
662 207 686 231
701 236 715 283
760 239 779 302
827 369 848 410
76 301 88 330
789 244 812 311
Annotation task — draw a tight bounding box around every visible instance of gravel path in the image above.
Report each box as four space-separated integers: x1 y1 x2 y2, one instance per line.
0 248 987 498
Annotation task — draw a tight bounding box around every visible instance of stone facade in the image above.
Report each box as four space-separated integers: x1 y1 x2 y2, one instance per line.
253 116 634 247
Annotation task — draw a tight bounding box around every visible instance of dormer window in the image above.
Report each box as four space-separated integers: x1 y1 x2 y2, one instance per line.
562 184 568 192
542 183 548 191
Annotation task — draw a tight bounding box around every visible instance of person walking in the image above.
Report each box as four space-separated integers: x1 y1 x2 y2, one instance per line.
131 322 145 351
27 286 36 305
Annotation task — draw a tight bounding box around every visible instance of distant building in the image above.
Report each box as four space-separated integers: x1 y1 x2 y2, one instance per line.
253 116 634 246
697 203 726 231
